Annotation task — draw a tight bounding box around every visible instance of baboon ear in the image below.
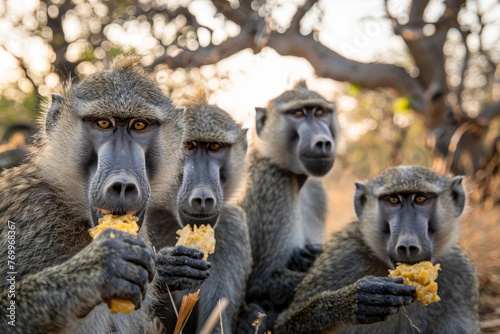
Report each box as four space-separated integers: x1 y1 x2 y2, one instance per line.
451 176 465 217
354 182 366 220
46 94 63 133
255 107 267 139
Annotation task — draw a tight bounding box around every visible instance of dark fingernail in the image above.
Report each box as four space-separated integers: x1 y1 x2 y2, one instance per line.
207 262 211 268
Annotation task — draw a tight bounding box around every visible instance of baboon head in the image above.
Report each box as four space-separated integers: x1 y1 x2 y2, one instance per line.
37 55 185 228
255 81 338 177
176 95 247 228
354 166 465 268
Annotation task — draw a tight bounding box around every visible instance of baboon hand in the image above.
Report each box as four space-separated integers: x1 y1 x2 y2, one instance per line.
287 244 323 272
354 276 415 324
82 229 155 314
156 245 211 291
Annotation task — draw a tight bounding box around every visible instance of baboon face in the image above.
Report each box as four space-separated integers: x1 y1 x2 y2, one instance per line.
41 57 184 229
354 166 465 268
176 104 247 228
281 106 336 176
256 84 338 177
177 141 228 227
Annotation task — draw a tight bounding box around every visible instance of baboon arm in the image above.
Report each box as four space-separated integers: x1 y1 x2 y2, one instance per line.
197 209 252 333
0 261 98 333
273 285 358 334
247 268 306 308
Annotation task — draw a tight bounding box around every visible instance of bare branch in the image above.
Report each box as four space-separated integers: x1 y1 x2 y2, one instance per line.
289 0 319 32
151 24 257 69
212 0 253 26
266 31 426 112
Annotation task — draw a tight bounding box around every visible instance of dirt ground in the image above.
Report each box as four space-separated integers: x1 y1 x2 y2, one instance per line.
323 169 500 333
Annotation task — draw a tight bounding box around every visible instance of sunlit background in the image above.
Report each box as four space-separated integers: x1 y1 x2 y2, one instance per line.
1 0 500 331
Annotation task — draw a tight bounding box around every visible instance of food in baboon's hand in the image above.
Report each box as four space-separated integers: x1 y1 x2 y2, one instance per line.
175 224 216 261
388 261 441 306
89 214 140 313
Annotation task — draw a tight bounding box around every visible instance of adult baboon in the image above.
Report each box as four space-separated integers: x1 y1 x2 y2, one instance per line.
240 82 339 328
275 166 480 333
0 56 185 333
148 92 251 333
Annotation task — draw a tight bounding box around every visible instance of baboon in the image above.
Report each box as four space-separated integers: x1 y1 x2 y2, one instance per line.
274 165 480 333
0 56 185 333
239 82 339 329
147 92 252 333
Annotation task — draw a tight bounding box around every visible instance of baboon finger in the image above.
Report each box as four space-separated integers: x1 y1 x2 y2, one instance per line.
112 258 149 296
172 245 205 259
305 243 322 255
104 277 144 310
120 244 155 281
166 254 211 270
162 265 210 279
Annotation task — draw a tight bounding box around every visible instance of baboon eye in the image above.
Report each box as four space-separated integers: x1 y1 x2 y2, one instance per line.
185 141 197 150
209 143 222 152
315 109 325 116
132 121 147 131
96 119 112 129
294 110 305 118
415 195 427 204
387 196 400 205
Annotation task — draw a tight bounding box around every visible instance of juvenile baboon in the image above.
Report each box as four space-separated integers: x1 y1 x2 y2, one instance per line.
0 56 185 333
239 82 339 328
275 166 480 333
147 91 252 333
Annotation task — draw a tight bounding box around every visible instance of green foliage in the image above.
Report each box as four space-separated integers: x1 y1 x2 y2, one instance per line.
393 97 411 114
109 48 137 60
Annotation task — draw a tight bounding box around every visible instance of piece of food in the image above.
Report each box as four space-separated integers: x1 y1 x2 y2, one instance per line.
388 261 441 306
175 224 216 261
89 214 140 314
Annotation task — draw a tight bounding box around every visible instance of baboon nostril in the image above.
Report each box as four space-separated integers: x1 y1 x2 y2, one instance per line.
396 244 421 259
312 136 333 155
104 174 140 206
189 187 216 211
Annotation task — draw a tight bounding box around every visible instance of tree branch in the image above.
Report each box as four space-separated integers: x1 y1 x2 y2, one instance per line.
151 23 258 69
212 0 254 26
289 0 319 32
266 30 426 111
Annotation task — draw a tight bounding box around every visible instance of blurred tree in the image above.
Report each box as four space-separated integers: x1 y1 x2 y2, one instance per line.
0 0 499 181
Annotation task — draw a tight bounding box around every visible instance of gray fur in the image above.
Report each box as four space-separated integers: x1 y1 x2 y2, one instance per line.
275 166 480 333
149 97 251 334
0 55 185 333
241 82 337 329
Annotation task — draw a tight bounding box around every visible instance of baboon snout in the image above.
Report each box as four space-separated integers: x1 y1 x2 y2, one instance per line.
104 173 141 207
395 235 422 259
311 134 334 156
189 187 216 212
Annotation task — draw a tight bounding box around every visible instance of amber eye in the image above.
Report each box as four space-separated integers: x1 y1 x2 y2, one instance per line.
185 141 197 150
415 195 427 204
132 121 147 131
294 110 305 118
209 143 222 152
388 196 400 205
97 119 112 129
315 109 325 116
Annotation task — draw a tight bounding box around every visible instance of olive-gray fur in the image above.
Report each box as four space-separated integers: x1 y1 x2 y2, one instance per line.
148 95 251 334
275 166 480 333
241 82 337 325
0 56 185 333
